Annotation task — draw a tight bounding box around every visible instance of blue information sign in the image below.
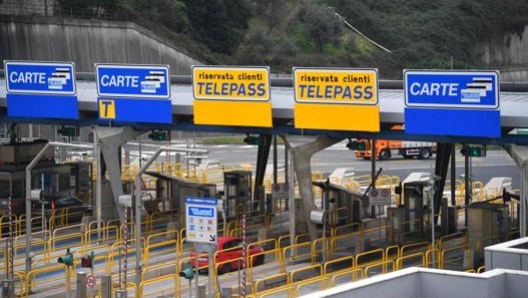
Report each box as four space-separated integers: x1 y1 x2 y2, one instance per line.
4 61 76 95
405 70 499 109
404 70 500 138
4 61 78 119
185 197 218 205
95 64 170 99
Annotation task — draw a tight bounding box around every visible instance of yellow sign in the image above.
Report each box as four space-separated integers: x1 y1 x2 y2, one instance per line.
294 104 380 132
194 101 272 127
293 68 378 104
192 66 270 101
99 99 115 120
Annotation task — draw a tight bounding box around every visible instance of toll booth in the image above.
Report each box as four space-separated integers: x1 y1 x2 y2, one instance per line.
467 202 510 266
223 171 252 219
145 171 216 228
387 181 431 244
402 181 430 236
311 181 370 227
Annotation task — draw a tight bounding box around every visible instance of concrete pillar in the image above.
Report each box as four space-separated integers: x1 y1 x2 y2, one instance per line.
95 127 144 222
76 271 87 298
1 279 14 298
197 284 206 298
114 290 127 298
100 275 112 298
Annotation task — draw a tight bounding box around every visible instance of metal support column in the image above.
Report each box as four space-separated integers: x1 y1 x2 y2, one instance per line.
433 143 453 225
464 148 471 227
281 136 343 241
255 134 272 195
96 127 144 222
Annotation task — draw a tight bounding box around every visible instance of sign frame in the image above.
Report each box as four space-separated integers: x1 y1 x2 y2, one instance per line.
368 188 391 206
185 197 218 244
4 60 76 95
404 70 499 110
192 65 271 102
293 67 379 105
95 63 170 99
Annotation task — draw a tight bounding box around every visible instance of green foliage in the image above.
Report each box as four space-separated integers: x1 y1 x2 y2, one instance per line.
297 0 342 53
184 0 252 54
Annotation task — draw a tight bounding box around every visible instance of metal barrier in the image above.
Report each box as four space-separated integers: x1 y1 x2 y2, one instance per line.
396 252 425 270
48 233 85 255
311 237 331 263
364 260 395 277
329 267 365 287
141 260 176 281
386 245 400 261
425 249 441 268
138 273 177 298
290 264 322 283
331 222 360 237
254 273 289 294
294 276 330 296
282 242 313 271
355 248 385 271
88 220 105 232
248 249 282 282
25 264 70 297
85 225 119 246
323 256 355 275
143 239 178 265
437 232 467 250
401 242 431 257
440 245 470 270
256 286 293 298
145 229 179 247
330 231 361 259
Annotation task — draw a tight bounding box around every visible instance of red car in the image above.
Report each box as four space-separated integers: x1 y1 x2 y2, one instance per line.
190 236 265 274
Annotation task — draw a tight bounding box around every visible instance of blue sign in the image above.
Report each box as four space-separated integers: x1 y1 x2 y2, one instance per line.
405 70 499 109
185 197 218 205
404 70 500 138
188 206 215 218
97 98 172 124
96 64 170 99
4 61 76 95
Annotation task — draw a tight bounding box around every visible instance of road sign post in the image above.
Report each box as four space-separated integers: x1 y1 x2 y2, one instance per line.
185 197 218 298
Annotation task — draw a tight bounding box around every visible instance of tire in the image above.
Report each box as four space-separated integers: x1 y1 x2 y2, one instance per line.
253 255 265 266
218 262 231 275
419 148 432 159
379 149 390 160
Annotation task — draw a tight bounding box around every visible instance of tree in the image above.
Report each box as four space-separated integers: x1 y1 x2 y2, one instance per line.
297 0 342 53
184 0 252 54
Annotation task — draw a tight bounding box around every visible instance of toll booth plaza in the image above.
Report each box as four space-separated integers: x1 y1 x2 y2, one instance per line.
2 63 528 298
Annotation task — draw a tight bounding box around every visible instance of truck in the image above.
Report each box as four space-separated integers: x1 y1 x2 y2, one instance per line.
355 139 436 160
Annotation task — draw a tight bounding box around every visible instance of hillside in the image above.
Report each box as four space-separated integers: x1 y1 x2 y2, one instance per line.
56 0 528 79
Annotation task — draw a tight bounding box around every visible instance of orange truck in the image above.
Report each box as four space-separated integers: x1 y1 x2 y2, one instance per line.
354 125 436 160
355 139 436 160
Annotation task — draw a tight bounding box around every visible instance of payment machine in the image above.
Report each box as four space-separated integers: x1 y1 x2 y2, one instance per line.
223 171 252 219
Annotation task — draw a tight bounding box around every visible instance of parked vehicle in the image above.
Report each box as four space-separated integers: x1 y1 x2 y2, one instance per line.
190 236 264 274
33 196 92 223
355 125 436 160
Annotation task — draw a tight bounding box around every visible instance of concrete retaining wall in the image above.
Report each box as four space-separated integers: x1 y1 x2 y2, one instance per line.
0 17 202 75
475 26 528 81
